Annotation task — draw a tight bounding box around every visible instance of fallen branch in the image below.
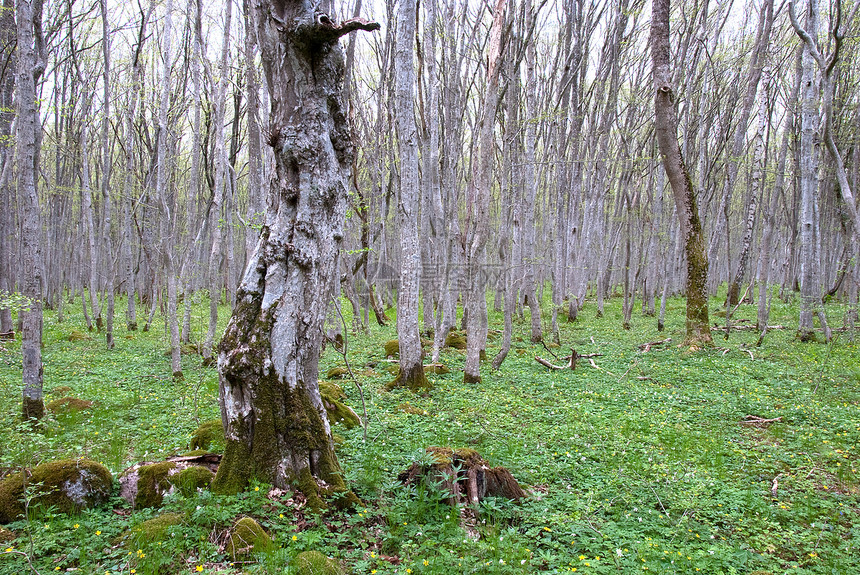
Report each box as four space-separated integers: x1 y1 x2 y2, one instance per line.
534 348 602 371
712 324 785 332
740 415 782 427
638 338 671 352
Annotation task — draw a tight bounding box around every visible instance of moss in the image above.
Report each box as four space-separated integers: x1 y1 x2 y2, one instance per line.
0 527 15 544
0 459 112 523
46 397 94 414
325 366 349 379
189 419 225 452
463 371 482 384
320 395 360 429
386 364 433 393
318 381 346 402
292 550 346 575
135 461 177 508
331 433 346 447
120 512 185 548
22 396 44 421
67 330 90 342
397 403 428 416
226 517 273 559
48 386 72 396
444 332 467 350
172 466 214 497
423 363 450 375
383 339 399 357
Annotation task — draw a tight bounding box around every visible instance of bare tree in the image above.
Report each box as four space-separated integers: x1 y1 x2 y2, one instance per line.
651 0 712 347
211 0 378 508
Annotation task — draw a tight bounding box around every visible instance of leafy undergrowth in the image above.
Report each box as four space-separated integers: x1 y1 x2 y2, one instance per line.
0 289 858 574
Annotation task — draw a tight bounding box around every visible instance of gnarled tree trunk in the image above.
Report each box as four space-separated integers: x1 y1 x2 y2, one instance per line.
211 0 378 510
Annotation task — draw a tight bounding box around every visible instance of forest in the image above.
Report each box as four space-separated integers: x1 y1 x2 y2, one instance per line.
0 0 859 572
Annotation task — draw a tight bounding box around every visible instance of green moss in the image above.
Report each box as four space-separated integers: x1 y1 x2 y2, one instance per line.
397 403 428 416
383 339 399 357
227 517 273 559
48 386 72 396
172 466 214 497
292 550 346 575
318 381 346 402
423 363 450 375
444 332 467 350
385 364 433 393
325 366 349 379
120 512 185 548
46 397 94 414
135 461 177 508
68 330 90 342
320 391 360 429
189 419 225 452
0 459 112 523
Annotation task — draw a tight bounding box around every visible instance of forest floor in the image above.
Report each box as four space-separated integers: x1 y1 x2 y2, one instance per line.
0 289 858 574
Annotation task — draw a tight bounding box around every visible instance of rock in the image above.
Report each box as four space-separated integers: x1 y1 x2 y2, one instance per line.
320 384 360 429
226 517 273 559
173 465 214 497
0 527 15 544
189 419 225 452
119 453 221 508
398 447 526 506
444 332 467 350
424 363 450 375
326 366 349 379
46 396 94 414
292 550 346 575
319 381 347 402
0 459 113 523
116 512 185 548
383 339 400 357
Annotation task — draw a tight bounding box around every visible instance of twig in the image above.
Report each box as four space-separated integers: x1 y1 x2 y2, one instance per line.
739 415 782 427
332 297 368 443
638 338 671 352
1 550 43 575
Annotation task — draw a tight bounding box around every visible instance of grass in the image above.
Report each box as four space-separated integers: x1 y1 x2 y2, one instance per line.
0 287 858 574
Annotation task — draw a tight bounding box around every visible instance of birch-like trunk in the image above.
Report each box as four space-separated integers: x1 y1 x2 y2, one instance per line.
211 0 377 509
0 0 14 335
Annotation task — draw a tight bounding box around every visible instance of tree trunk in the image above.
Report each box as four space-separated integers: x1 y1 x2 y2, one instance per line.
211 0 378 509
98 0 115 349
391 0 429 392
0 0 14 336
651 0 712 347
17 0 45 420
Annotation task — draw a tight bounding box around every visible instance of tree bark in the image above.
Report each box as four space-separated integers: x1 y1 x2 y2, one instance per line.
392 0 429 392
211 0 378 509
651 0 712 347
17 0 45 420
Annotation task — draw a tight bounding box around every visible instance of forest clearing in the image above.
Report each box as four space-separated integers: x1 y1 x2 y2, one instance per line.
0 294 858 574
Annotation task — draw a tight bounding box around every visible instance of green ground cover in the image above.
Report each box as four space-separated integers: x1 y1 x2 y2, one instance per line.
0 290 858 574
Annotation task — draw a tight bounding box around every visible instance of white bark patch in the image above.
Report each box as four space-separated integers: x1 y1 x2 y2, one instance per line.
262 261 285 309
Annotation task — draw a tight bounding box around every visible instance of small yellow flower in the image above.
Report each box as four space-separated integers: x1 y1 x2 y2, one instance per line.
543 526 551 531
73 524 79 529
254 486 260 491
95 530 101 535
131 571 136 574
579 555 585 560
370 552 376 558
196 566 204 572
371 571 377 574
423 560 429 566
279 514 284 518
407 570 412 574
292 535 298 541
4 548 13 553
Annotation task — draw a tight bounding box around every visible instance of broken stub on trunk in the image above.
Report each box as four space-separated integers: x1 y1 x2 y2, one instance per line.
398 447 526 505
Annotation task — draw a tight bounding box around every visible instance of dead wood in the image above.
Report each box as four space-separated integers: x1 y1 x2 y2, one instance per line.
740 415 782 427
535 348 601 371
638 338 671 352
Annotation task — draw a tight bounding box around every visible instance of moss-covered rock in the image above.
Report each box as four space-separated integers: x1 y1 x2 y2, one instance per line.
46 397 94 414
226 517 273 559
67 330 90 342
0 459 112 523
444 332 467 350
134 461 177 508
292 550 346 575
325 366 349 379
0 527 15 544
423 363 450 375
189 419 225 452
397 403 428 416
320 384 360 429
383 339 399 357
173 465 214 497
120 512 185 548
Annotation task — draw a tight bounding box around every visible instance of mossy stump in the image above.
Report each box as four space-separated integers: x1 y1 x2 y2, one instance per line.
398 447 526 506
226 517 273 559
0 459 113 523
46 396 94 415
189 419 226 452
174 465 215 497
293 550 346 575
